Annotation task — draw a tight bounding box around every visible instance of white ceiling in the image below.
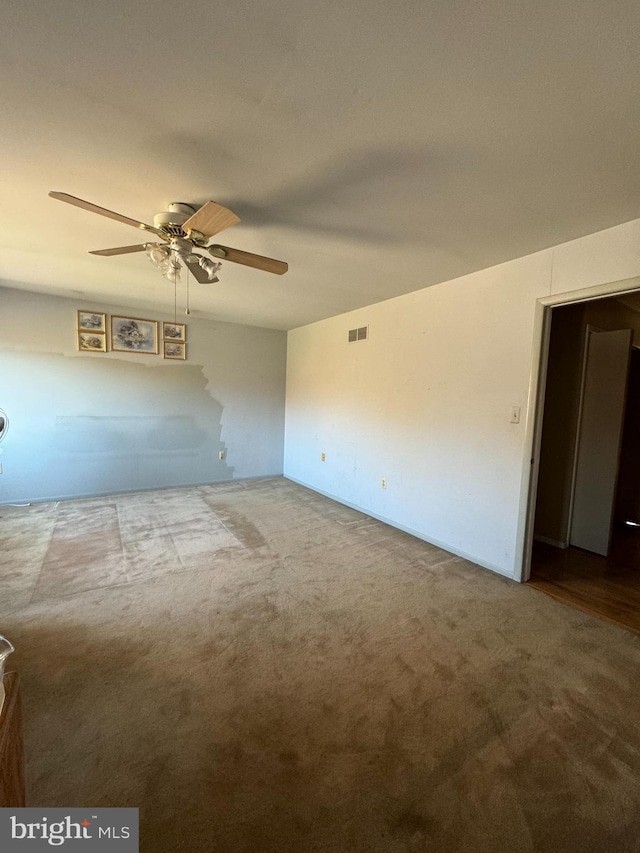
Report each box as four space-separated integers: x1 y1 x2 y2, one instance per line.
2 1 640 330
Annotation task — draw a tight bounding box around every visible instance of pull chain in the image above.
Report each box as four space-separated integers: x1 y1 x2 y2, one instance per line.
173 260 178 325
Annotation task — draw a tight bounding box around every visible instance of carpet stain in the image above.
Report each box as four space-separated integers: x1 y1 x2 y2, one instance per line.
390 808 430 837
432 659 455 683
200 497 267 549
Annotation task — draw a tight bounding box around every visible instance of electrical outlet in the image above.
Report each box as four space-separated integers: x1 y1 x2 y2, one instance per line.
321 452 326 462
218 450 226 460
381 477 387 489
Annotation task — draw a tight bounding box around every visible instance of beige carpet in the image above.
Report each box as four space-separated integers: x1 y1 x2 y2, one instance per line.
2 477 640 852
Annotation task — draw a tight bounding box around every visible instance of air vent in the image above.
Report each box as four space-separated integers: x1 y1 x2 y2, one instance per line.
348 326 368 342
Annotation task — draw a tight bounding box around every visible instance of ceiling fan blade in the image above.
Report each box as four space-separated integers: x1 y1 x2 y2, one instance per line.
185 259 215 284
49 191 167 237
89 244 150 256
182 201 240 239
208 244 288 275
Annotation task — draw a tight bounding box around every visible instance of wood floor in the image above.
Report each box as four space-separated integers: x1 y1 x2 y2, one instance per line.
529 525 640 634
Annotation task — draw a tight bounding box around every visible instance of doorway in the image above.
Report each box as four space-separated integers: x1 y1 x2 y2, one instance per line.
527 291 640 633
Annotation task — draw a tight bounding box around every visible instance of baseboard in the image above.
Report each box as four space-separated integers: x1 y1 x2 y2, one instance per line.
283 475 515 581
0 473 283 507
533 534 569 549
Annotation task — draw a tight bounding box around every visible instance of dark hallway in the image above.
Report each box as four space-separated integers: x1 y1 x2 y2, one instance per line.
530 302 640 634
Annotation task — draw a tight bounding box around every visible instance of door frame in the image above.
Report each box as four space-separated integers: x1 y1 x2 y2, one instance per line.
515 274 640 583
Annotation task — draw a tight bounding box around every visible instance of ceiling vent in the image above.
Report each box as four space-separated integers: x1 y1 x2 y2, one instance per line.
348 326 368 343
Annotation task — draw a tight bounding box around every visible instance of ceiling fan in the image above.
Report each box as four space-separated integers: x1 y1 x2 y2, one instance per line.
48 192 288 284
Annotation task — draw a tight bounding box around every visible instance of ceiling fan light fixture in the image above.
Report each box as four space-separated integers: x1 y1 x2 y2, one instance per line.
198 256 222 282
160 255 182 281
145 243 171 267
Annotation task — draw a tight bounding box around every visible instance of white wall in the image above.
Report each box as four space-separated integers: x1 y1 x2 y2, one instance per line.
284 217 640 579
0 287 286 502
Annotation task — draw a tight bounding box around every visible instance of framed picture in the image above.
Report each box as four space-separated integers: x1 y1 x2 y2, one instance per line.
163 341 186 360
162 321 186 343
77 310 106 333
78 331 107 352
111 316 158 354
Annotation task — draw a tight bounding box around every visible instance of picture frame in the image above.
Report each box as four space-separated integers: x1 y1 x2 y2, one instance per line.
111 316 158 354
162 321 186 343
78 331 107 352
163 341 186 360
77 310 106 333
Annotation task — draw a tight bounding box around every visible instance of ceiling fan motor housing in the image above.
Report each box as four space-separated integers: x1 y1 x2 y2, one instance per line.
153 203 197 236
